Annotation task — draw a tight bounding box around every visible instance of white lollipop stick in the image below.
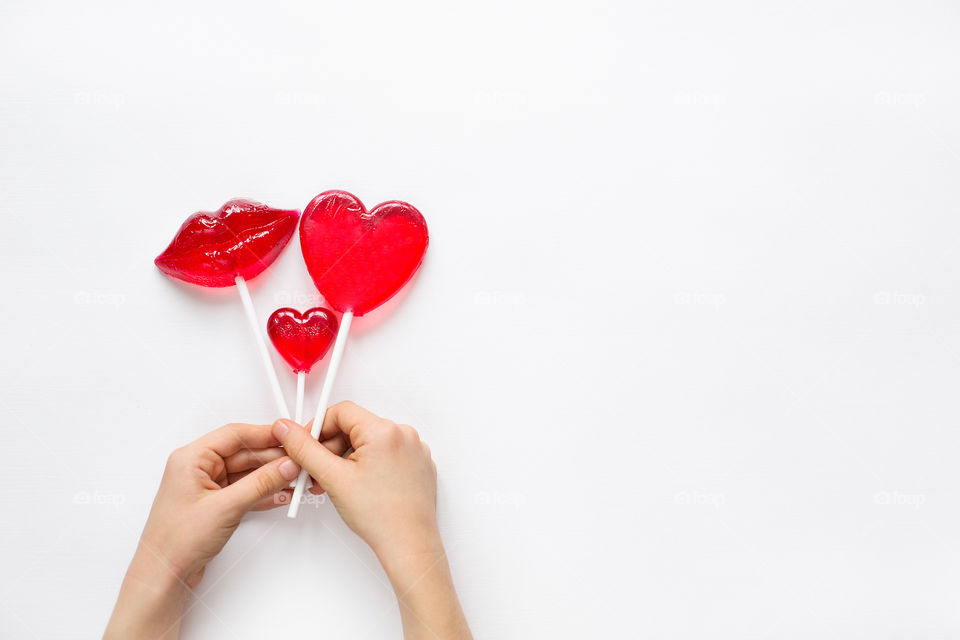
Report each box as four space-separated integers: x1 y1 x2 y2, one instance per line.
289 371 308 489
288 310 353 519
295 371 306 424
235 275 290 419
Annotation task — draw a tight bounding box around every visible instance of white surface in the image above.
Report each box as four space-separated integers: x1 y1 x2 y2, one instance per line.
1 1 959 637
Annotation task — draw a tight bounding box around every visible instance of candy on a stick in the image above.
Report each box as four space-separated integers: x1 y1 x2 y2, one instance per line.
267 307 339 424
155 199 300 417
288 190 429 518
154 199 299 287
300 191 430 315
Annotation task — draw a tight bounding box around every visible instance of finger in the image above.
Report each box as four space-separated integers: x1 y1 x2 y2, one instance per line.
320 432 350 457
194 423 280 458
220 456 301 514
307 433 351 494
226 469 255 485
224 447 286 473
226 465 297 486
271 419 348 486
222 441 341 486
250 489 294 511
317 400 388 448
186 566 205 588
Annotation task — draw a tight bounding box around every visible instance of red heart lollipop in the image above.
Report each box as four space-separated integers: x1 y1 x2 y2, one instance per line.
267 307 339 373
299 190 429 316
155 199 300 287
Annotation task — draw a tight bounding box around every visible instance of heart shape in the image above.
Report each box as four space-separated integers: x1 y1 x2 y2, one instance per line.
155 199 300 287
299 190 429 316
267 307 339 373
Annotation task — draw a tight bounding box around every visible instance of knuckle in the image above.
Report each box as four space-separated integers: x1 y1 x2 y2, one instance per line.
382 422 403 445
253 469 277 498
398 424 421 442
334 400 358 412
286 434 309 462
166 447 188 468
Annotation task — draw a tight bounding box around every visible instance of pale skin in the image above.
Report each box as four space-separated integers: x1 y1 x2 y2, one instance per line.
105 401 471 640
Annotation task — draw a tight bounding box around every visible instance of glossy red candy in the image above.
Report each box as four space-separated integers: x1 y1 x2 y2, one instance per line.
300 190 428 316
267 307 339 373
155 199 300 287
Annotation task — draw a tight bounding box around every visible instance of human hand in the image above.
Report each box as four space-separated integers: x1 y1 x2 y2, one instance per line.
105 423 302 639
274 403 470 639
140 423 303 584
274 402 440 564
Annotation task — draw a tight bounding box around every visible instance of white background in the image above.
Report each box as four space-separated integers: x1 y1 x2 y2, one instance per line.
1 1 959 638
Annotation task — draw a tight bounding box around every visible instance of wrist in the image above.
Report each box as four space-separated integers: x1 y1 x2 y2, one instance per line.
374 527 446 589
129 538 192 591
105 550 188 639
123 548 189 613
375 533 472 640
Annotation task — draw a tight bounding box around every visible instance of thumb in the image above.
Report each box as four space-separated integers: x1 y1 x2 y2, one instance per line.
272 419 347 489
221 455 301 514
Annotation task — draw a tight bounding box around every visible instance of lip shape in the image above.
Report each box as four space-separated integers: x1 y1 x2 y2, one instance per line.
299 190 428 316
267 307 339 373
155 199 300 287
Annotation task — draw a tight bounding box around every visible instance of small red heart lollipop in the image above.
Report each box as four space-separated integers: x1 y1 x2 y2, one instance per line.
155 199 300 287
299 190 429 316
267 307 339 374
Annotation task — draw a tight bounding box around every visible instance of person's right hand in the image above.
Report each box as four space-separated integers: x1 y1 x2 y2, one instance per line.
273 402 472 640
272 402 440 563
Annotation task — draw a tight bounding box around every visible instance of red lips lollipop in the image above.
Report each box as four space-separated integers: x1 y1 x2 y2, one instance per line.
267 307 339 424
155 199 300 418
287 190 429 518
155 199 299 287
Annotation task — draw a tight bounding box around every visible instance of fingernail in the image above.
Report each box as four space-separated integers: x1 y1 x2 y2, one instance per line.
279 459 300 480
272 420 289 439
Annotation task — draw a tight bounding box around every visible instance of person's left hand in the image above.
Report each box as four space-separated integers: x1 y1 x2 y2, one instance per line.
105 422 304 639
141 422 304 584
